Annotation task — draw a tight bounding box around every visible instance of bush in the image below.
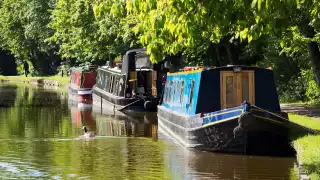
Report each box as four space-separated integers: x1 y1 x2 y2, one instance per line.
277 68 320 103
278 74 307 103
301 69 320 102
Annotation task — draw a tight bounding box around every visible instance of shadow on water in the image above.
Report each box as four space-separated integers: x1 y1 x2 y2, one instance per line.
0 83 299 179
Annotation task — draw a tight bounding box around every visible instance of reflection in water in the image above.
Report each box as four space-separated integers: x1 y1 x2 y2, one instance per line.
93 112 158 139
0 83 298 179
161 139 297 180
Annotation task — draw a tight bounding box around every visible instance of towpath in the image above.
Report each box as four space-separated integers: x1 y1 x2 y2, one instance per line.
280 103 320 119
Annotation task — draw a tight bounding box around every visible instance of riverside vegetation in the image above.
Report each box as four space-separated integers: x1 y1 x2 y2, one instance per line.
289 114 320 180
0 0 320 179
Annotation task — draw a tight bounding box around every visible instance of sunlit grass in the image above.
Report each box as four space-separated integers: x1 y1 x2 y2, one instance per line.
0 75 70 86
292 135 320 180
289 113 320 179
289 113 320 131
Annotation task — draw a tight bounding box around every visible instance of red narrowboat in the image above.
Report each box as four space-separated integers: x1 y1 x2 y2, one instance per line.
68 65 99 105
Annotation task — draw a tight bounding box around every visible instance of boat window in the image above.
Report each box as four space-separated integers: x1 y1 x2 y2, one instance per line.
226 76 235 105
189 80 195 108
242 72 250 102
169 81 173 103
165 81 170 103
180 80 184 104
110 76 114 93
108 76 111 92
135 53 152 69
173 81 177 101
177 81 180 98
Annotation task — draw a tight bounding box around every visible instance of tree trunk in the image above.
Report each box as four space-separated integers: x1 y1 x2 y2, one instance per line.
226 42 238 65
215 46 221 66
307 41 320 88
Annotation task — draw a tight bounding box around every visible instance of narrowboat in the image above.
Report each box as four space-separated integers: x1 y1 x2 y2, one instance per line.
68 65 98 105
92 49 168 112
158 65 318 155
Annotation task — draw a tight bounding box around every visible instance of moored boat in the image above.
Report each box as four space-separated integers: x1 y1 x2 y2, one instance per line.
92 49 168 112
158 65 317 155
68 65 98 105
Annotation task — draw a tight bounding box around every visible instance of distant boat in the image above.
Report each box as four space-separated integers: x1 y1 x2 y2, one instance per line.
68 65 99 105
92 49 168 112
158 65 317 155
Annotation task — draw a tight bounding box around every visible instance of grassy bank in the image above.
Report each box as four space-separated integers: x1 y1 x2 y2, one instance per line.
0 75 70 87
289 113 320 180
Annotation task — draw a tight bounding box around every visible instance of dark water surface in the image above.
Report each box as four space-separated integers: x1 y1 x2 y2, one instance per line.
0 83 298 179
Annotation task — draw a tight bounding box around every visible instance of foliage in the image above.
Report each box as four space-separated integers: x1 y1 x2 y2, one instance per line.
289 113 320 179
302 69 320 102
293 135 320 180
0 0 319 103
48 0 139 64
0 0 60 75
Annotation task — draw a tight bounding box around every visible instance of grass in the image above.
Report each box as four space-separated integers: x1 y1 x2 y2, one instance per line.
289 113 320 180
0 75 70 86
289 113 320 131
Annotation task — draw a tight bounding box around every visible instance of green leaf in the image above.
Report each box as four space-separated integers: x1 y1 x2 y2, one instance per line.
248 35 253 43
280 40 285 48
251 0 258 9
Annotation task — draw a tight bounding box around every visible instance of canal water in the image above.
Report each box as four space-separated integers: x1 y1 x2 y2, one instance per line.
0 83 298 179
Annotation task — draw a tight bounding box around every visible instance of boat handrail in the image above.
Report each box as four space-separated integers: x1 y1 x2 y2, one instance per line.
251 104 320 134
98 67 123 74
251 105 290 122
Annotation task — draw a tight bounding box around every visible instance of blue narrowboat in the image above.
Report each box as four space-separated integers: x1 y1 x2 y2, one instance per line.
158 65 317 155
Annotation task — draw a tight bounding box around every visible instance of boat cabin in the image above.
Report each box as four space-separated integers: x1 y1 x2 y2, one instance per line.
70 65 99 90
94 49 167 99
161 65 281 115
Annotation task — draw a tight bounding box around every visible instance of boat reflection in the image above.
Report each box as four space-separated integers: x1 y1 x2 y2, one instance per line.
160 134 296 180
68 98 97 135
93 112 158 139
68 99 158 139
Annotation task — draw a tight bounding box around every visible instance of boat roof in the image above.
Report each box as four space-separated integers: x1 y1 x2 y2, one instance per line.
167 65 273 76
124 48 147 55
71 65 98 72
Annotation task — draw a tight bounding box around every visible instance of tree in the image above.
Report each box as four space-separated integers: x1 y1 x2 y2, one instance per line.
48 0 139 65
125 0 320 88
0 0 59 75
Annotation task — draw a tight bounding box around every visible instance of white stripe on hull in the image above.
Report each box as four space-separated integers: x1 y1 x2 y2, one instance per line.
78 90 92 95
78 103 92 109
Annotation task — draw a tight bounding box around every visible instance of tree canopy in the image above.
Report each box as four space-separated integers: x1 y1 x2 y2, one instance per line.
0 0 319 101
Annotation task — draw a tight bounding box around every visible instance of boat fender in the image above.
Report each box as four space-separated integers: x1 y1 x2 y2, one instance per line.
144 100 154 110
233 112 254 138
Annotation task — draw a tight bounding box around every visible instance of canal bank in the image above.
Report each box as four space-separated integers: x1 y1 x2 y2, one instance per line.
289 113 320 180
281 104 320 180
0 75 70 88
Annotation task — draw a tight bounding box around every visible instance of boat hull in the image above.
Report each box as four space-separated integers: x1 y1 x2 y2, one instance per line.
68 85 93 105
158 105 295 156
92 87 158 112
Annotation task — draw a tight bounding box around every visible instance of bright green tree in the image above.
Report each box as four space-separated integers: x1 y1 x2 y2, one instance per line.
48 0 139 64
0 0 59 75
126 0 320 88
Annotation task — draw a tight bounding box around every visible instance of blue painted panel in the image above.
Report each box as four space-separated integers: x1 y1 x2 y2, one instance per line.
202 105 245 126
161 71 202 115
201 105 285 127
